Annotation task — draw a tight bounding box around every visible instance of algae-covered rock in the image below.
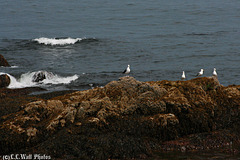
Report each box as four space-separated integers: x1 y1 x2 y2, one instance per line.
0 76 240 159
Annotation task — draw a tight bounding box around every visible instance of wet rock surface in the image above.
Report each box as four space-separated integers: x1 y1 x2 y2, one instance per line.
0 54 10 67
0 76 240 159
0 74 11 88
32 71 54 82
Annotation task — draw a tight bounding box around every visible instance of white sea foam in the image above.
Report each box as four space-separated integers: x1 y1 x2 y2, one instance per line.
0 65 19 68
10 66 19 68
41 73 79 85
33 37 83 45
0 72 32 88
0 71 78 89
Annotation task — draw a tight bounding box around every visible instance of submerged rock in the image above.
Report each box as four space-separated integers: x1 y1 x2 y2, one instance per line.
0 74 10 88
0 76 239 159
0 54 10 67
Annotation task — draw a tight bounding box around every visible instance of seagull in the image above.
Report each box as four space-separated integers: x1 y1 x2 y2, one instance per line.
213 68 217 76
196 69 204 77
123 64 130 74
181 71 186 80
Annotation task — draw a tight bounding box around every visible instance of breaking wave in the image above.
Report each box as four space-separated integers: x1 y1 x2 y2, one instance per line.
0 71 78 89
33 37 84 45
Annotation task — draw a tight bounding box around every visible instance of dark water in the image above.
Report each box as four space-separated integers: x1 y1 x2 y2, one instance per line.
0 0 240 91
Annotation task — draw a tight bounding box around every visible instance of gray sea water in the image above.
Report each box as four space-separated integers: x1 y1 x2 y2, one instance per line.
1 0 240 91
1 0 240 159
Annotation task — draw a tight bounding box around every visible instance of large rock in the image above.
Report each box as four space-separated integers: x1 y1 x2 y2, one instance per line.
0 54 10 67
0 76 240 159
0 74 10 88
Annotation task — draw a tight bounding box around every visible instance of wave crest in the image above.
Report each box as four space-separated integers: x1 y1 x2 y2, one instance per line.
33 37 83 45
0 71 78 88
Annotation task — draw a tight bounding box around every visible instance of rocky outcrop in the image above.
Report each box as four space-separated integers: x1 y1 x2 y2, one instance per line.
0 76 240 159
0 54 10 67
32 71 54 82
0 74 11 88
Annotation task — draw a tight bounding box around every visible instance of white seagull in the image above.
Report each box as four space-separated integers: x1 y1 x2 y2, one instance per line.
213 68 217 76
196 69 204 77
123 64 130 74
181 71 186 80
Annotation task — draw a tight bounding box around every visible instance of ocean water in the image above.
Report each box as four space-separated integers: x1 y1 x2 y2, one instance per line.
0 0 240 92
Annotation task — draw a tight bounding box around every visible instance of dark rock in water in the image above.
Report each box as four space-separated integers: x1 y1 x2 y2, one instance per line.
32 71 46 82
0 54 10 67
0 76 240 159
32 71 53 82
0 74 10 88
